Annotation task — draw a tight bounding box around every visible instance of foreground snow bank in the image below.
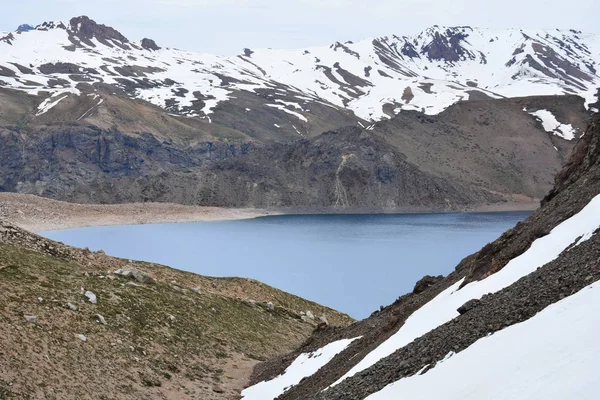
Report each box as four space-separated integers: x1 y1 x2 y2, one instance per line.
366 279 600 399
242 337 360 400
335 193 600 384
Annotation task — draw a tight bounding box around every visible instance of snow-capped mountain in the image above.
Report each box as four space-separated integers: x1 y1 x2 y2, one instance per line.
1 16 599 123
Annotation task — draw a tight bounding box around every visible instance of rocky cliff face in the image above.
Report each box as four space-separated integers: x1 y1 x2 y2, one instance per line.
244 112 600 399
0 93 588 211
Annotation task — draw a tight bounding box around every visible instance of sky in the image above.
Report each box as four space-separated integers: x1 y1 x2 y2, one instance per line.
1 0 598 55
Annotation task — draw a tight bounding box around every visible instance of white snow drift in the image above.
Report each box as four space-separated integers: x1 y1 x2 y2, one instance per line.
241 337 360 400
366 279 600 400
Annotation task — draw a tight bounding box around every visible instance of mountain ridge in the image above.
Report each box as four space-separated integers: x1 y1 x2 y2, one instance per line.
1 16 599 127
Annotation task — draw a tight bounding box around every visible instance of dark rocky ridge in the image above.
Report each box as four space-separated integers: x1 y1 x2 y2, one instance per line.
247 113 600 399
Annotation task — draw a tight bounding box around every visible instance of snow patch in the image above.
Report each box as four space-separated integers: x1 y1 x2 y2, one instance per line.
266 103 308 122
241 337 360 400
35 89 77 116
528 109 577 140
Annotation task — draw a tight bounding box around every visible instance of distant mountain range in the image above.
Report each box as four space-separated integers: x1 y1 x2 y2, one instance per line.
1 16 599 125
0 16 597 211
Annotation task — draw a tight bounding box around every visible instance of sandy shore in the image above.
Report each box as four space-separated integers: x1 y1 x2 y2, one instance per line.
0 193 276 232
0 192 539 232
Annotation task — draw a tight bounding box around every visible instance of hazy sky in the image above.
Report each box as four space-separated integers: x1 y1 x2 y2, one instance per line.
1 0 598 55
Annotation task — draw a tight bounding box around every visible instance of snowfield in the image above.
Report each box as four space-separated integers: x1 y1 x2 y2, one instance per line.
241 337 360 400
1 22 599 122
334 193 600 385
366 279 600 400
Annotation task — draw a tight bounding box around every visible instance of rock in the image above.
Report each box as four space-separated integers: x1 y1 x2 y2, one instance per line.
141 38 161 51
319 315 329 326
38 297 44 303
413 275 444 294
67 303 78 311
168 315 176 322
306 310 314 319
140 373 161 387
457 298 481 315
114 266 155 284
212 384 225 393
24 315 37 324
96 314 107 325
266 302 274 310
77 334 87 342
84 291 97 304
301 315 309 322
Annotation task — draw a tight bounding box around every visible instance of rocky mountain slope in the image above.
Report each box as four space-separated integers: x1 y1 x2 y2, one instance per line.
0 220 353 399
242 112 600 399
1 93 588 211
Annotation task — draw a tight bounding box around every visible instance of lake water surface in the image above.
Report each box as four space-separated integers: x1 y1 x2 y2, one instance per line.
42 212 529 319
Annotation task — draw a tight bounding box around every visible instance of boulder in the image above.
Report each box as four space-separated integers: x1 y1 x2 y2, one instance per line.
114 266 155 284
319 315 329 326
457 298 481 315
85 291 97 304
24 315 37 324
212 384 225 393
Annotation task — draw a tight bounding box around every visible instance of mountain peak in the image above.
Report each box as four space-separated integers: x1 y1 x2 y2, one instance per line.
35 20 67 31
16 24 34 32
68 15 129 44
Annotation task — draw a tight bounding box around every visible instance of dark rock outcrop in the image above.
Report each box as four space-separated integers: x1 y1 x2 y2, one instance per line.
413 275 443 294
141 38 160 51
68 16 129 47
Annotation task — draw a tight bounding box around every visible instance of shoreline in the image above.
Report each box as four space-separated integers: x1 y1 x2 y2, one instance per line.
0 192 539 232
0 193 277 232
